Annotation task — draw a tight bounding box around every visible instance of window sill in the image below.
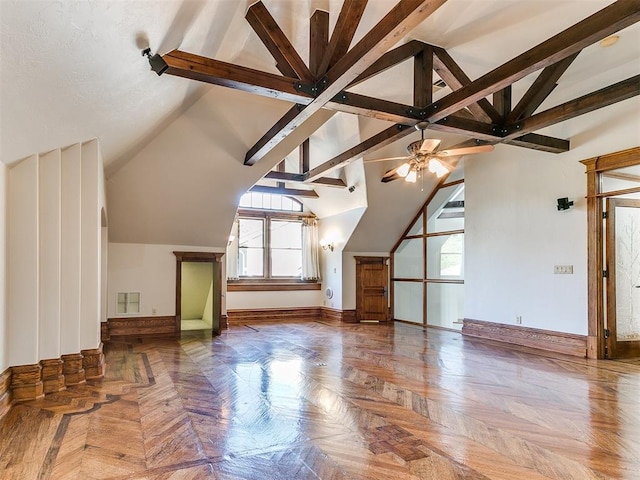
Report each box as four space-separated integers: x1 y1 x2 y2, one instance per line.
227 281 321 292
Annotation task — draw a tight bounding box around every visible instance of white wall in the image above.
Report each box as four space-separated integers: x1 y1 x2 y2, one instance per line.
465 101 640 335
226 290 323 310
319 207 367 309
107 243 223 318
0 162 7 372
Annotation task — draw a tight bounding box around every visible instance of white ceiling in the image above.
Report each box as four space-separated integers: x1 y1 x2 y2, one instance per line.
1 0 638 167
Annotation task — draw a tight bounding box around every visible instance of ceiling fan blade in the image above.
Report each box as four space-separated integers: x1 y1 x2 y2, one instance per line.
438 144 495 157
418 138 441 154
363 156 411 164
381 172 403 183
381 165 403 183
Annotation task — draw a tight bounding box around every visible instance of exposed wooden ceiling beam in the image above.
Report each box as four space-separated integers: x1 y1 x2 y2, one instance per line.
244 0 448 166
246 1 314 82
348 40 426 88
327 92 568 152
309 10 329 78
493 85 512 118
425 0 640 123
432 46 502 123
414 45 433 107
265 171 347 188
163 50 308 103
505 133 569 154
506 53 580 123
250 185 319 198
160 51 568 153
305 124 414 182
317 0 369 75
503 75 640 140
300 138 310 173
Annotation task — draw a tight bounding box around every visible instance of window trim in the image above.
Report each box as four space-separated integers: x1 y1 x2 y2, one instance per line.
232 209 317 285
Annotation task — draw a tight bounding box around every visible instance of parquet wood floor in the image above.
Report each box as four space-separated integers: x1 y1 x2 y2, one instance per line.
1 320 639 479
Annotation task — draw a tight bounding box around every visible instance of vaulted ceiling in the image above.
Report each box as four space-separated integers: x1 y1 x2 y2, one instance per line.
1 0 638 248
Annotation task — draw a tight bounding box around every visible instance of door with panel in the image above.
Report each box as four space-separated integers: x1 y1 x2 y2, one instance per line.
355 256 390 322
606 198 640 358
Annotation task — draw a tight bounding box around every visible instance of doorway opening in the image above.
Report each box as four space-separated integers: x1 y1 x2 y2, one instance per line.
174 252 224 336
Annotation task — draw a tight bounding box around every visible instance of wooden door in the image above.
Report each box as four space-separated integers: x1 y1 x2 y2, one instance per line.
606 199 640 358
355 256 389 322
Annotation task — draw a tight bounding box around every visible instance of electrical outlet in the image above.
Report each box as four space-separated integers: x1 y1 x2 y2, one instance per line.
516 315 522 325
554 265 574 274
152 308 157 315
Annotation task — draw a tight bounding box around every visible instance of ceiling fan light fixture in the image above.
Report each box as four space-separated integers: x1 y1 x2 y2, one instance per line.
397 163 411 177
428 158 450 178
405 169 418 183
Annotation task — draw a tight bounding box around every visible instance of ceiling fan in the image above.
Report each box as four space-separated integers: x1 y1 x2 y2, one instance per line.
366 122 494 183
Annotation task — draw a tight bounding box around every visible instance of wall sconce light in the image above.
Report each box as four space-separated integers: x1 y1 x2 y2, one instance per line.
320 240 334 252
557 197 574 211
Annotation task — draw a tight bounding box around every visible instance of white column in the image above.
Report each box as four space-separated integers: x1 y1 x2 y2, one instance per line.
60 144 82 355
80 139 101 349
8 155 39 366
38 149 62 360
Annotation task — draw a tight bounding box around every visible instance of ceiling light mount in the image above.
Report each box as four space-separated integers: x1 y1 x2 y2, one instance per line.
142 48 168 76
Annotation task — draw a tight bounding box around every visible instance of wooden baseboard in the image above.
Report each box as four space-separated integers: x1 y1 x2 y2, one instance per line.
104 316 177 340
226 307 358 324
228 307 322 322
0 369 12 420
2 342 106 410
321 307 357 323
462 318 588 357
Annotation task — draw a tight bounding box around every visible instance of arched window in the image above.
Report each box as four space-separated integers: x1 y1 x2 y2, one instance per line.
239 192 303 212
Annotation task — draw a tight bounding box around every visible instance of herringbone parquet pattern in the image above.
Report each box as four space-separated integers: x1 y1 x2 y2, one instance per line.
1 320 639 479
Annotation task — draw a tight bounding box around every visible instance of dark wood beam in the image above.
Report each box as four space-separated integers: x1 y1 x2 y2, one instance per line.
162 49 563 153
504 75 640 140
327 92 568 152
265 171 347 187
246 1 314 82
317 0 369 75
309 10 329 78
493 85 512 118
505 133 569 154
245 0 448 166
425 1 640 123
249 185 319 198
506 53 580 123
305 124 414 182
349 40 426 88
162 50 310 104
414 45 433 107
300 138 310 173
432 45 502 123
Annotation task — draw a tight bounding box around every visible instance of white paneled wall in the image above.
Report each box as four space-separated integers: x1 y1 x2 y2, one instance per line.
38 149 61 360
60 143 82 355
8 155 39 366
7 139 105 366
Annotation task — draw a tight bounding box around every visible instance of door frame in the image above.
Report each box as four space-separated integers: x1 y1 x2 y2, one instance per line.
582 146 640 359
355 256 390 322
174 251 225 336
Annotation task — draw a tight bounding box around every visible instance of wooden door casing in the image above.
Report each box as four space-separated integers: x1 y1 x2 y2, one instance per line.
355 256 389 322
